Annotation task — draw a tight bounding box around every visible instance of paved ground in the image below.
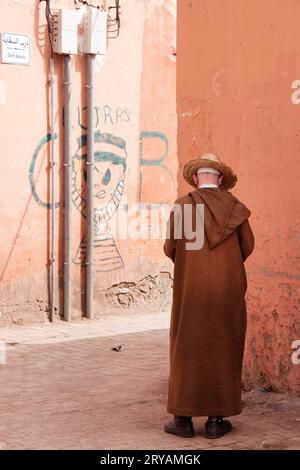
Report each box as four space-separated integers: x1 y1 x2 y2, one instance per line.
0 311 299 450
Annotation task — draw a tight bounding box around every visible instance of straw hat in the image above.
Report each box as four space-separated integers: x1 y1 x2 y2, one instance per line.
183 153 237 191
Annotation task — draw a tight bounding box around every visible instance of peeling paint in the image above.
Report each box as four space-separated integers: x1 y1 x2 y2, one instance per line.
100 271 173 309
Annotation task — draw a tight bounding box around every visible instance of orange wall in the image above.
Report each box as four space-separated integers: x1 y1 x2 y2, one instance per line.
177 0 300 393
0 0 176 323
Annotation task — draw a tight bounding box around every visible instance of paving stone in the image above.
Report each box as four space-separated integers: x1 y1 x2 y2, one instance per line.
0 312 299 449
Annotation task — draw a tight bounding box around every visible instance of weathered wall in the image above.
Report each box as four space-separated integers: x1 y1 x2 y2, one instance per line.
0 0 176 324
177 0 300 393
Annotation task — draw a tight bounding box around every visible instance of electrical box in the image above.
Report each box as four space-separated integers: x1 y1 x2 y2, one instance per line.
52 9 78 55
83 10 107 55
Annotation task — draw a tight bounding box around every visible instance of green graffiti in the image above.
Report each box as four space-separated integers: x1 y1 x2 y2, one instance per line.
139 131 173 207
29 133 60 209
77 106 131 129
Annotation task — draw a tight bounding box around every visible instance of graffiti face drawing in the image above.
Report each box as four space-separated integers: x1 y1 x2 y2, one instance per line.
72 130 127 272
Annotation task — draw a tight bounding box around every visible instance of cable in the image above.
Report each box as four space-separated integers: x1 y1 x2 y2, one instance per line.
39 0 54 54
74 0 104 9
74 0 121 38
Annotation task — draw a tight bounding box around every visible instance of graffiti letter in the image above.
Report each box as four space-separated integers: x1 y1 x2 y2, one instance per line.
139 131 174 207
104 105 113 125
29 133 60 209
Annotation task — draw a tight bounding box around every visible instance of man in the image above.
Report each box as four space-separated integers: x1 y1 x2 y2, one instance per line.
163 153 254 439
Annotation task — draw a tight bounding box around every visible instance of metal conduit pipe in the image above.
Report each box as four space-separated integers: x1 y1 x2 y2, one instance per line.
49 54 56 322
63 54 72 322
86 53 95 319
43 0 56 321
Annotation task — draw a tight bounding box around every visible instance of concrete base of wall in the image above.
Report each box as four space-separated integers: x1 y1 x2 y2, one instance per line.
0 271 173 326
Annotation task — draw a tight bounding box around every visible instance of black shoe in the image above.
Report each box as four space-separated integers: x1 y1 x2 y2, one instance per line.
204 417 233 439
164 416 195 438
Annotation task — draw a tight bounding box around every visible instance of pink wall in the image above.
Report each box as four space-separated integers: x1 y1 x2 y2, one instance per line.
0 0 177 323
177 0 300 393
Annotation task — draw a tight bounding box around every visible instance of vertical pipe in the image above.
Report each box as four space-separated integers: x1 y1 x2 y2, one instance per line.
49 55 56 322
86 54 95 319
63 55 72 322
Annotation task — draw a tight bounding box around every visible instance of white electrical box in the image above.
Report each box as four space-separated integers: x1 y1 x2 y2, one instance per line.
52 9 78 55
83 10 107 55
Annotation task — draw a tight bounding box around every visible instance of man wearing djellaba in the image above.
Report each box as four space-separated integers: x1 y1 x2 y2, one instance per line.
164 153 255 439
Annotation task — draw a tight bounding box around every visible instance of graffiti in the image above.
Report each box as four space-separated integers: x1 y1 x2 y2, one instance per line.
30 103 129 273
72 130 127 272
138 131 174 207
29 107 174 272
77 105 131 129
29 133 60 209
